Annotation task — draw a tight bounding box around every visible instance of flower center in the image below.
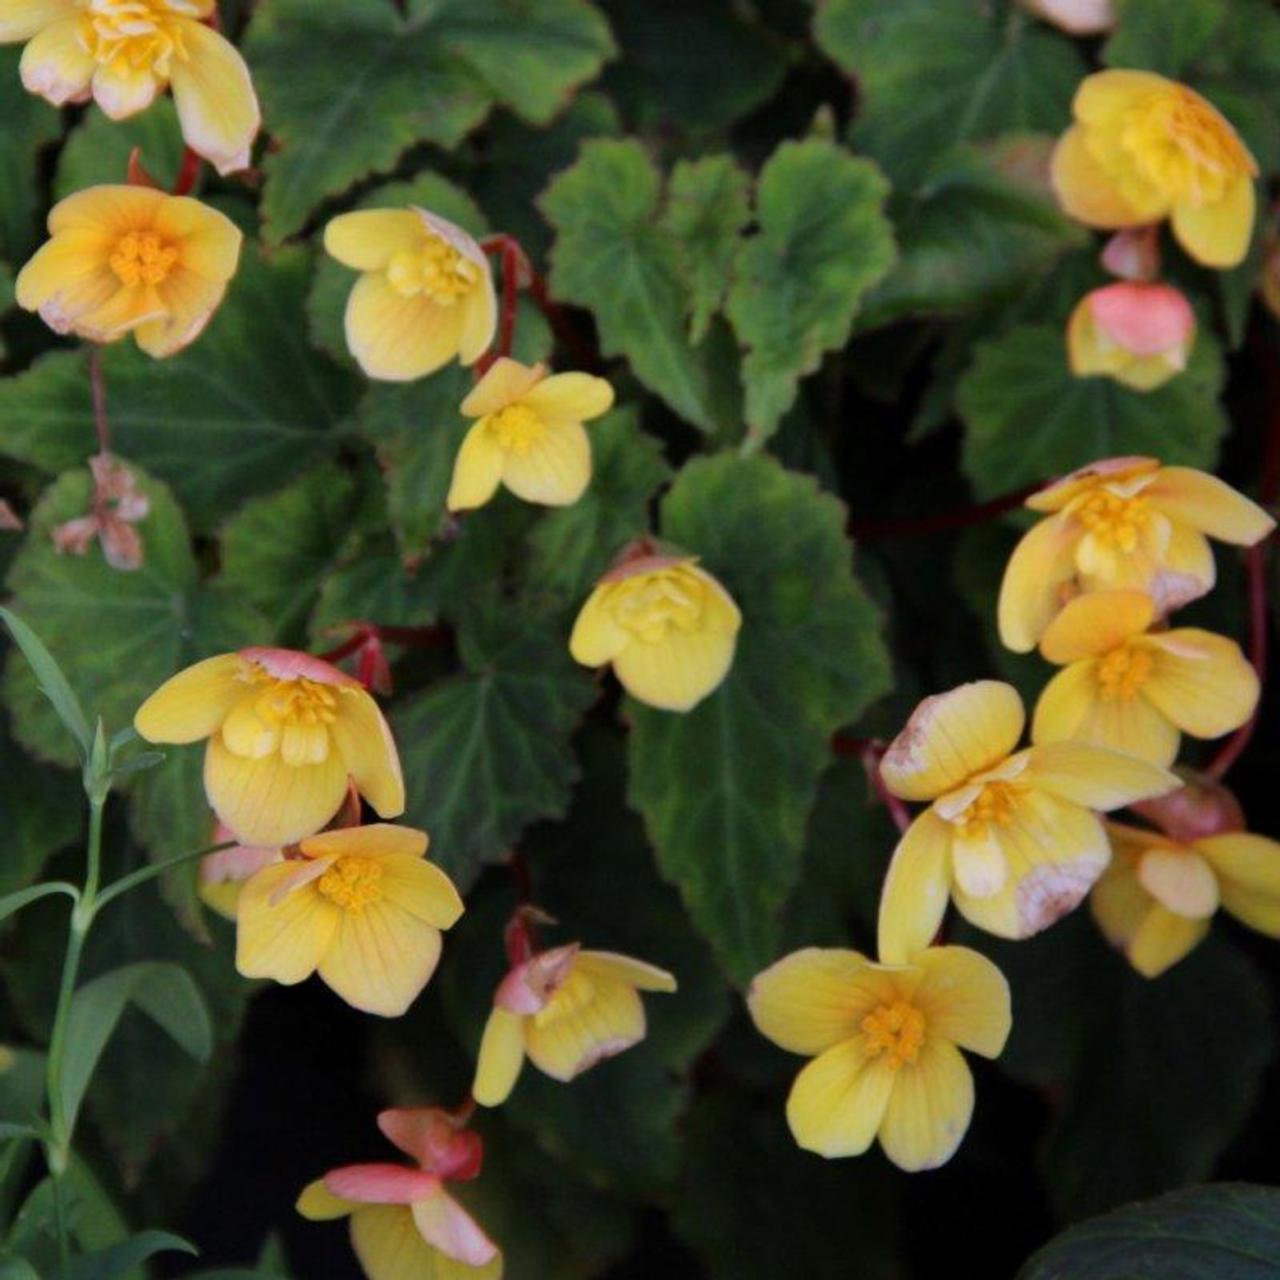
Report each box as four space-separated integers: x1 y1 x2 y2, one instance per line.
610 569 705 644
80 0 197 76
532 967 593 1028
1096 643 1154 700
109 230 179 287
1123 88 1248 205
1074 489 1151 553
386 235 479 304
861 1000 926 1070
489 404 545 456
249 670 339 728
955 781 1022 841
317 857 384 913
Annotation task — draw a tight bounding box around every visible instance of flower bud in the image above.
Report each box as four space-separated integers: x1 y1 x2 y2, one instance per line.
1131 771 1247 843
1067 281 1196 392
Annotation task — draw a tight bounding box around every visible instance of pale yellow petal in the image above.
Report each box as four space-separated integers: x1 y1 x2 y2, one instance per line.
318 901 443 1017
1197 833 1280 935
1149 519 1215 616
1023 740 1176 809
911 946 1011 1059
377 854 464 930
1171 173 1256 269
1031 660 1099 745
998 515 1084 652
134 653 247 743
612 624 737 711
1039 590 1154 663
296 1179 357 1222
236 863 340 985
154 196 243 281
459 357 545 418
330 687 405 819
205 733 350 846
457 280 497 366
18 13 93 105
1090 857 1150 952
521 372 615 425
499 417 592 507
1143 630 1258 740
1127 904 1209 977
568 585 629 668
0 0 77 41
135 266 226 358
876 1038 974 1173
785 1039 896 1159
524 973 645 1082
877 810 953 965
14 227 111 310
352 1205 503 1280
747 949 887 1055
445 422 504 513
324 210 427 272
300 823 427 861
1137 846 1218 918
77 281 165 343
91 58 159 119
880 681 1025 801
472 1008 526 1108
575 950 677 993
345 273 464 382
1144 468 1275 546
168 18 260 175
1046 686 1181 767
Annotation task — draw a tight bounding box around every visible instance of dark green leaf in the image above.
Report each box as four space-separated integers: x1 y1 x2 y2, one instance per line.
0 48 61 265
54 100 186 201
66 1231 196 1280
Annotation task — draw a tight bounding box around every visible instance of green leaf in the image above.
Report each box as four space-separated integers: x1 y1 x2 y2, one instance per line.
0 881 76 929
54 100 186 201
245 0 615 242
628 453 891 982
526 407 671 604
59 962 212 1138
0 48 61 265
1019 1183 1280 1279
66 1231 196 1280
661 155 752 344
816 0 1085 189
0 606 92 757
392 601 597 889
958 323 1228 499
726 138 895 444
0 246 361 531
542 139 741 433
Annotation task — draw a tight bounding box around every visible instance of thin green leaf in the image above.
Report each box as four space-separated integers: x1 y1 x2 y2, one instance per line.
0 882 77 928
0 607 92 757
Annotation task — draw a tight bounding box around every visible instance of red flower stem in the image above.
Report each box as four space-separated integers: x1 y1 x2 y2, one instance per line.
847 482 1041 541
87 346 111 456
172 147 202 197
474 237 523 378
315 622 452 665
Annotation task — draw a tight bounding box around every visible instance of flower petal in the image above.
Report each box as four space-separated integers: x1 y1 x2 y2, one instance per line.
997 515 1082 653
1144 467 1276 546
568 585 630 668
748 948 887 1055
324 210 428 272
1050 123 1158 228
472 1008 526 1107
459 357 545 418
236 863 340 985
881 681 1025 801
1031 660 1098 747
0 0 77 41
876 1039 974 1173
134 653 247 743
877 810 953 965
445 421 505 513
785 1039 896 1159
911 946 1011 1059
351 1204 503 1280
1039 590 1154 663
206 733 350 846
1143 630 1258 740
611 623 737 712
521 371 615 425
318 902 443 1017
296 1179 358 1222
411 1190 498 1268
154 195 243 280
1023 740 1176 809
325 1165 439 1206
91 58 159 119
135 267 226 358
168 18 260 175
18 13 93 105
300 823 427 861
574 950 677 992
1171 173 1255 269
345 273 464 382
330 688 405 820
1197 833 1280 935
1137 846 1219 918
377 854 464 930
499 417 592 507
525 973 645 1082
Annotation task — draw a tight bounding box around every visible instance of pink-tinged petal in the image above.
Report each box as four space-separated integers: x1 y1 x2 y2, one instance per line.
325 1164 439 1206
351 1204 503 1280
1100 226 1160 281
167 18 261 175
200 840 279 885
411 1189 499 1268
18 14 94 106
239 646 359 686
91 58 160 120
495 944 579 1015
1026 457 1160 512
1088 282 1195 356
377 1110 482 1181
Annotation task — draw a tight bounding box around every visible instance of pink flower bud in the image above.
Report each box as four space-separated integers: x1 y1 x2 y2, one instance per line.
1131 772 1246 843
1018 0 1115 33
1101 226 1161 282
1067 282 1196 392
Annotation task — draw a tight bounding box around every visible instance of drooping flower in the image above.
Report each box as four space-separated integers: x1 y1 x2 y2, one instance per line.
472 942 677 1107
877 680 1176 958
298 1106 501 1279
52 451 150 570
1066 281 1195 392
569 542 742 712
997 457 1275 653
237 824 462 1017
748 945 1010 1171
1032 589 1258 766
323 207 496 382
4 0 260 175
134 647 404 846
1018 0 1114 35
198 822 279 921
446 357 614 512
15 184 241 357
1052 69 1257 268
1093 820 1280 977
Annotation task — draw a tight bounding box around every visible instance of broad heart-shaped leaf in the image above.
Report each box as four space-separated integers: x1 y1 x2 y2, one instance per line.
967 913 1275 1220
860 140 1087 329
391 600 597 889
245 0 615 242
815 0 1085 190
525 407 671 605
3 465 266 771
59 962 213 1138
0 48 61 265
66 1232 196 1280
628 453 891 983
727 138 895 445
54 99 186 201
0 246 361 531
1019 1183 1280 1279
541 139 742 434
957 323 1228 499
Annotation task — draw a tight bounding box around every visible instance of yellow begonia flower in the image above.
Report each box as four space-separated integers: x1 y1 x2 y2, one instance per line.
877 680 1177 959
472 943 677 1107
4 0 260 176
135 647 405 847
1052 69 1257 268
298 1107 501 1279
748 945 1010 1171
446 357 614 512
1032 590 1258 767
15 184 240 357
569 548 742 712
998 457 1275 653
1093 820 1280 977
237 824 463 1017
323 207 496 382
1067 281 1196 392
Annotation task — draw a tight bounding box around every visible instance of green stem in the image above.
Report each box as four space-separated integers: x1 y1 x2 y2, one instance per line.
94 840 234 913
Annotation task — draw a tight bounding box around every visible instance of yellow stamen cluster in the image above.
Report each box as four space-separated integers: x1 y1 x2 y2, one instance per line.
861 1000 926 1069
109 230 179 287
610 568 705 645
386 236 479 304
1123 87 1251 204
489 404 546 456
1096 644 1154 700
249 670 339 728
81 0 191 79
1074 490 1150 553
317 856 384 913
955 782 1021 841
